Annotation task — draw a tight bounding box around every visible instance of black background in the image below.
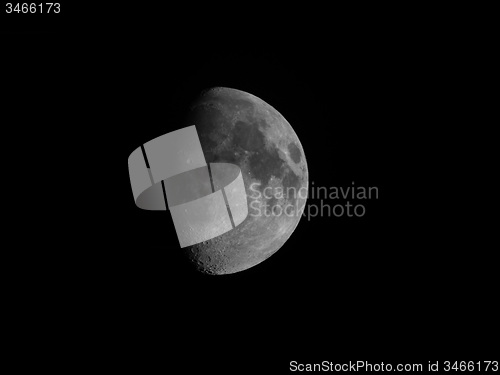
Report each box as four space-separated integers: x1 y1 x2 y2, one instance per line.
3 3 497 369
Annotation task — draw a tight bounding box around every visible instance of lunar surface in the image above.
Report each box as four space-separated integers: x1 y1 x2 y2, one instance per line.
182 87 308 274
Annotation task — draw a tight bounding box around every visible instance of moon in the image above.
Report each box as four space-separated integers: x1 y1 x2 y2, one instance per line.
182 87 308 274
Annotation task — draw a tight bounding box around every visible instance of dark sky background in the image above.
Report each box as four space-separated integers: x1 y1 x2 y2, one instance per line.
3 4 495 367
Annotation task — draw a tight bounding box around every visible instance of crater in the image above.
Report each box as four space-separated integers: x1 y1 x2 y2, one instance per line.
288 142 302 164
